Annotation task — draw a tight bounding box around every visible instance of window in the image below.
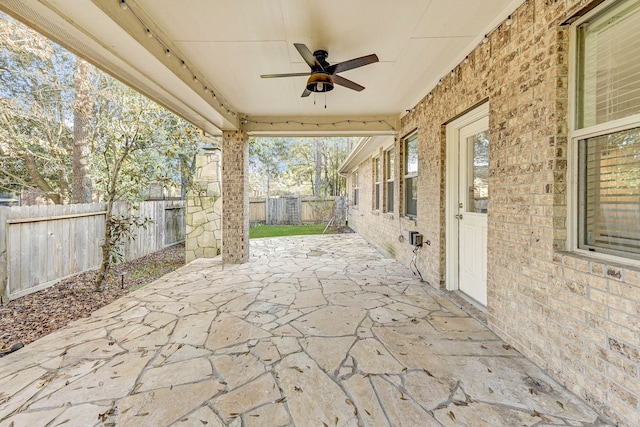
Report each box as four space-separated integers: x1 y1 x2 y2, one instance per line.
353 170 359 207
373 157 380 210
576 0 640 129
404 133 418 217
573 0 640 260
385 148 395 213
577 129 640 259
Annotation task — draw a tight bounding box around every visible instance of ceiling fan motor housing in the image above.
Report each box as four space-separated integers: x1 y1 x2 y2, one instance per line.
260 43 378 97
306 72 334 92
313 50 330 68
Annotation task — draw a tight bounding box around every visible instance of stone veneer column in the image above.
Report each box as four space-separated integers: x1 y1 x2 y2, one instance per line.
222 129 249 263
185 148 222 263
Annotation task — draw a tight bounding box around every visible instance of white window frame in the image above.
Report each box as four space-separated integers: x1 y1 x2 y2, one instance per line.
373 156 381 211
403 132 418 218
352 170 359 207
385 146 395 214
567 0 640 266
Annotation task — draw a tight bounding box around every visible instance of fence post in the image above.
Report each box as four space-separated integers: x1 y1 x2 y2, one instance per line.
0 207 7 304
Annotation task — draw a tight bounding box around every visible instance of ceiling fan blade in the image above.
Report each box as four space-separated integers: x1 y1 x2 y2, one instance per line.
294 43 322 70
329 54 379 74
333 75 365 92
301 88 311 97
261 72 310 78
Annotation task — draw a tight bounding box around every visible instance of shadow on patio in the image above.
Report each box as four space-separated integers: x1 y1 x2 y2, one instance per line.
0 234 612 426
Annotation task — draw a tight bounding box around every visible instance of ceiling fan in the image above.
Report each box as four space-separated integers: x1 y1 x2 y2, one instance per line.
261 43 379 97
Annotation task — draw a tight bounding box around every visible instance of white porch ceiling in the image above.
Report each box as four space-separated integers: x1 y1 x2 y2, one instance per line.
1 0 523 135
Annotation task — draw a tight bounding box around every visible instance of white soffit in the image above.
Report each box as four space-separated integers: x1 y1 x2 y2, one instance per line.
1 0 524 134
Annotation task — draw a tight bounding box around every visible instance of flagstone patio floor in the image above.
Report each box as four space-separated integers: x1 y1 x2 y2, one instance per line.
0 234 614 427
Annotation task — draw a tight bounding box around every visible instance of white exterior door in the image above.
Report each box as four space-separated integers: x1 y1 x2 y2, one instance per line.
446 104 489 307
457 120 488 305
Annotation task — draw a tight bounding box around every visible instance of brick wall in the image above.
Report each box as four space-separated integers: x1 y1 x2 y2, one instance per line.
347 0 640 425
222 129 249 263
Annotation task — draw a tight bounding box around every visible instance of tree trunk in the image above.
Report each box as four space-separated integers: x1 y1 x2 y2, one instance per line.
94 198 114 292
179 153 196 200
72 58 93 204
21 153 62 204
95 148 128 292
314 139 322 197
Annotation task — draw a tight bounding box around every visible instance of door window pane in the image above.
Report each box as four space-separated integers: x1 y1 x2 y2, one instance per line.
467 131 489 213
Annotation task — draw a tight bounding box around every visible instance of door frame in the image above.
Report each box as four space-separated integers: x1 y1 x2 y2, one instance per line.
445 102 489 291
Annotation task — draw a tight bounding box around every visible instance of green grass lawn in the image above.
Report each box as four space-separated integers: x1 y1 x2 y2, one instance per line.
249 224 329 239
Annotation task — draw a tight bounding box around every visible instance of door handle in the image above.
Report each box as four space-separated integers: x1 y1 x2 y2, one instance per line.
455 214 463 220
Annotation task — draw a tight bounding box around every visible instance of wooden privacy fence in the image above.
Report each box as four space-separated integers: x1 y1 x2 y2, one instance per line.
0 200 184 302
249 196 347 225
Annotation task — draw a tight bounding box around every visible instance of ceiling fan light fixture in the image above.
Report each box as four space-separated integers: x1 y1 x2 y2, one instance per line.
306 73 334 93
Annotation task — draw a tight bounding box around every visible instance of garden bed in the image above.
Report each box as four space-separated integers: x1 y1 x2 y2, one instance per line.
0 244 185 352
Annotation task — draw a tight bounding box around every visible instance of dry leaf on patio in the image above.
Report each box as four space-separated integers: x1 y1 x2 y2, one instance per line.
345 398 358 415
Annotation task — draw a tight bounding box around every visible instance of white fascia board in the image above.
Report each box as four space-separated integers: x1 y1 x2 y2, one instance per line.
339 135 394 175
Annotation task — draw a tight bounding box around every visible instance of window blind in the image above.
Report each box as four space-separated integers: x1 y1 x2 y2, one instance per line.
580 128 640 257
578 0 640 128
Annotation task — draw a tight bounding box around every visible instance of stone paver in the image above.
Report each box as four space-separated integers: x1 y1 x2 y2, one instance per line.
0 234 614 426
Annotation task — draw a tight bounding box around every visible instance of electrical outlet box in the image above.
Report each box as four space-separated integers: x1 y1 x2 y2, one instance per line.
409 231 423 246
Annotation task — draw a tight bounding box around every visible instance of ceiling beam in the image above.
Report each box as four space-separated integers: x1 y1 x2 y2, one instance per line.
244 115 399 137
